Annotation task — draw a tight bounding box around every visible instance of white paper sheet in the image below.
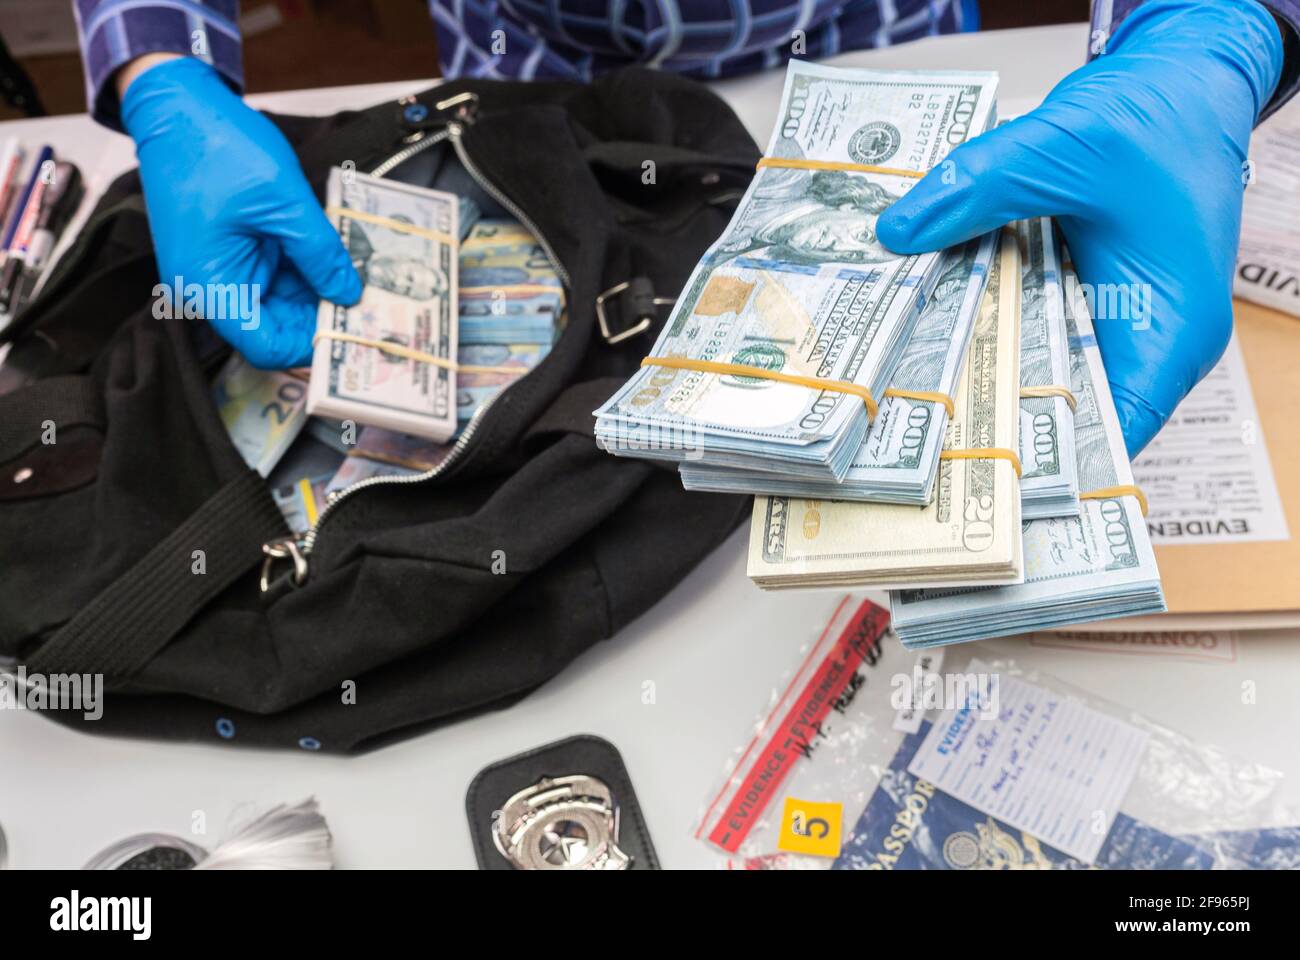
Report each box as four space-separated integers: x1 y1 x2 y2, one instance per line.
1132 334 1289 545
1238 97 1300 315
907 663 1149 864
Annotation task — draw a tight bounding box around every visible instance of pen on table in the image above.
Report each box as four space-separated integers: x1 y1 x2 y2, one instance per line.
8 161 84 313
0 138 25 262
1 144 50 257
0 149 57 315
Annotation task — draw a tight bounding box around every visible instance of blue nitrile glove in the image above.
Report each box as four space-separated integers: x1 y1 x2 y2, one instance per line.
121 57 361 368
877 0 1284 456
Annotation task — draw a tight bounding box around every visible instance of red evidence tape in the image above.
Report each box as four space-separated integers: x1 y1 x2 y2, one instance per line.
698 597 891 854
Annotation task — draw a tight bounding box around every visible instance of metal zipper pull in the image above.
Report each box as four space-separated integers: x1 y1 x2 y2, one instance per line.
260 536 308 594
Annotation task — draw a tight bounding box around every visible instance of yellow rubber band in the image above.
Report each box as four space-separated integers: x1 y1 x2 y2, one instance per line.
940 446 1023 478
639 356 877 419
460 284 562 297
1020 384 1078 413
313 331 530 375
1080 484 1149 517
884 388 955 418
324 206 455 246
756 157 927 180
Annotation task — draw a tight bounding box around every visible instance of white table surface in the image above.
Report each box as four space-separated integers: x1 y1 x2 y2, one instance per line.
3 22 1298 870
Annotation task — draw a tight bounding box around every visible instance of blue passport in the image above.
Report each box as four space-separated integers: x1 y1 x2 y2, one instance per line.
834 722 1217 870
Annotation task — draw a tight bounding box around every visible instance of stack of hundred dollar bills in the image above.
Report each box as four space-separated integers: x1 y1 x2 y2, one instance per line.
593 60 999 482
747 228 1024 589
1016 216 1080 519
592 60 1164 641
887 252 1165 646
681 232 996 503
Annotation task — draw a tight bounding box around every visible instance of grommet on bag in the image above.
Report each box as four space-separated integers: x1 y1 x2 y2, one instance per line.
397 91 479 135
595 277 673 345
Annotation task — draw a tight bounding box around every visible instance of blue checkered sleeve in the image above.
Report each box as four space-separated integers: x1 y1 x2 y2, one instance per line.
74 0 244 130
430 0 976 82
1091 0 1300 121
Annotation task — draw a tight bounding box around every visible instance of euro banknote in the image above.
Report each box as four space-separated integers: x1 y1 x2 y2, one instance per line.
747 228 1023 589
459 219 562 345
594 60 999 481
307 168 460 442
271 473 332 534
456 342 550 427
212 354 308 476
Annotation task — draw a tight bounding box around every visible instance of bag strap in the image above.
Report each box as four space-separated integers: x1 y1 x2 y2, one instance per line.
27 469 287 680
0 375 103 462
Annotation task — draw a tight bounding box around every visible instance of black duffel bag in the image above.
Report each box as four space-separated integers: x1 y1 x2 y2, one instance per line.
0 68 756 752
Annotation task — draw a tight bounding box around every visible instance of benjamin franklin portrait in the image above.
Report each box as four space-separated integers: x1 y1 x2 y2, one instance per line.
722 169 902 266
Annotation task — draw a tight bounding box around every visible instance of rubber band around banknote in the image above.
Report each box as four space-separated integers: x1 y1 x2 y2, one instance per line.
313 331 529 375
939 446 1023 478
884 388 955 418
324 206 456 246
460 283 564 299
1019 384 1078 412
756 157 927 179
1080 484 1149 517
639 356 877 419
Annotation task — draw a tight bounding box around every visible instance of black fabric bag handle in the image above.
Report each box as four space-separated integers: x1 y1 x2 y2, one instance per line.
27 469 286 680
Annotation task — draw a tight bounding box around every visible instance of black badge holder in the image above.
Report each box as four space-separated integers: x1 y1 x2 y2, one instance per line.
466 734 659 870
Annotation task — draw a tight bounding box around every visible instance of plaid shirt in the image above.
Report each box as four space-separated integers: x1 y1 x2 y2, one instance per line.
74 0 973 127
432 0 974 81
74 0 1300 129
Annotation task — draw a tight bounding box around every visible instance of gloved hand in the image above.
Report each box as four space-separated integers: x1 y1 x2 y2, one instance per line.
121 57 361 368
877 0 1283 456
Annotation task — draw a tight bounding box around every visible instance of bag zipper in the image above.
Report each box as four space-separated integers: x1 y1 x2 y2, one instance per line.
265 100 571 585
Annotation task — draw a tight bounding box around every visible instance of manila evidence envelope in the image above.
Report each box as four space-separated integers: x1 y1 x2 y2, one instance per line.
1059 299 1300 631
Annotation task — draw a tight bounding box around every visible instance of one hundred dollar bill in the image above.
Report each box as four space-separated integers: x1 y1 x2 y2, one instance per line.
308 168 459 442
747 229 1023 589
595 61 998 481
1017 217 1079 517
679 232 997 502
890 245 1164 646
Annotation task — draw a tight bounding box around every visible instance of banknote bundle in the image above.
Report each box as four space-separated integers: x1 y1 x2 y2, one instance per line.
594 61 999 482
213 199 560 533
454 219 557 429
681 233 996 503
316 218 560 500
307 168 460 442
458 219 563 347
1016 217 1080 518
888 252 1165 646
747 229 1023 589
